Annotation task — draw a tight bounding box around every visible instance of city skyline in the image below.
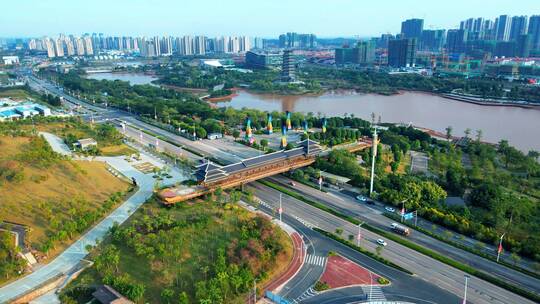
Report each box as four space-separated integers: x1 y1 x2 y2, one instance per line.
2 0 540 38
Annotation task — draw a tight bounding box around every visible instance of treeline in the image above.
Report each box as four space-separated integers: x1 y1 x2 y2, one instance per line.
302 66 540 103
41 93 61 107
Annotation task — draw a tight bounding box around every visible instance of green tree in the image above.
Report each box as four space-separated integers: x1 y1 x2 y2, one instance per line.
260 139 268 151
178 292 189 304
445 126 453 141
232 129 240 141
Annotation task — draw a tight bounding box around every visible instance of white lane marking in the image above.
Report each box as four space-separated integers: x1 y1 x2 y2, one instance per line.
293 287 320 303
305 254 327 267
362 285 386 301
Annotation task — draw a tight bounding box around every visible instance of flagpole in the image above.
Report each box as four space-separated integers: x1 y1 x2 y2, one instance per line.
414 210 418 227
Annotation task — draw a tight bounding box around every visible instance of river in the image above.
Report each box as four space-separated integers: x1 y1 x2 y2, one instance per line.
216 90 540 153
85 72 157 85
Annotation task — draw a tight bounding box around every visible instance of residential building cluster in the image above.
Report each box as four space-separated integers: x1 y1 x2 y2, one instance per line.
28 34 262 58
336 15 540 68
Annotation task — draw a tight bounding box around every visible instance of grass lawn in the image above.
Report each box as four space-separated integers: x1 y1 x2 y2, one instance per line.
0 88 34 100
0 135 131 260
63 198 293 303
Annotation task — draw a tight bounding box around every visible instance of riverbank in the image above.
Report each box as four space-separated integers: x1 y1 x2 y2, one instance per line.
440 93 540 110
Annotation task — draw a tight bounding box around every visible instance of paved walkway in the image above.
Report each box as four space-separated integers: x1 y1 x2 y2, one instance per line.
39 132 72 156
0 146 187 303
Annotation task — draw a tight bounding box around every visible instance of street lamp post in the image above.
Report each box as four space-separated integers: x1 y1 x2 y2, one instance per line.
497 233 506 262
278 193 283 223
357 222 364 247
369 129 378 197
400 199 408 223
462 275 470 304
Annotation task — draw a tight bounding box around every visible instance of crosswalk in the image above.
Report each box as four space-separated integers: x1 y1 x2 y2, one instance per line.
362 285 386 302
293 215 318 229
292 287 319 303
305 254 327 267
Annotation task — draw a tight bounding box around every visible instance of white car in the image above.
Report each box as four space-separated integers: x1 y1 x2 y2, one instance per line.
356 195 367 202
376 239 387 246
385 206 395 213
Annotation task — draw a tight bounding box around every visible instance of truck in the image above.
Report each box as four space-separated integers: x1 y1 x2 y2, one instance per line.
390 223 411 236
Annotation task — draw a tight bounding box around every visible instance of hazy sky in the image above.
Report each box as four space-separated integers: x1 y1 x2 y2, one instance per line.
3 0 539 38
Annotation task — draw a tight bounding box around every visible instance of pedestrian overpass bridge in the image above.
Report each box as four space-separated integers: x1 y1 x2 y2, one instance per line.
158 139 372 205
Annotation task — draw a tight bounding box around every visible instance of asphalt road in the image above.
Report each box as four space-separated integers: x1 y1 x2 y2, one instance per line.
268 175 540 297
249 182 535 304
252 187 461 304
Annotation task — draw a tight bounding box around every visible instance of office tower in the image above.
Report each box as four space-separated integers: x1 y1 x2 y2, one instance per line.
245 51 282 69
193 36 206 55
401 19 424 40
335 41 375 65
388 38 416 68
421 29 446 51
516 34 531 57
528 15 540 50
446 29 468 54
510 16 528 41
281 49 295 82
84 36 94 55
495 15 511 41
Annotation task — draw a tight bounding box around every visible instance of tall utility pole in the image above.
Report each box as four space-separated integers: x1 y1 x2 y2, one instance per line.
369 128 378 197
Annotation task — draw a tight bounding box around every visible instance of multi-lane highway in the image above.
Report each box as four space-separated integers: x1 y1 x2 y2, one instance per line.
267 174 540 297
253 196 461 304
250 182 535 304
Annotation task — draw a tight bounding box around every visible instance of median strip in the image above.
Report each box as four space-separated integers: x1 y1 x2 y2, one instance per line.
259 179 540 303
382 212 540 280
